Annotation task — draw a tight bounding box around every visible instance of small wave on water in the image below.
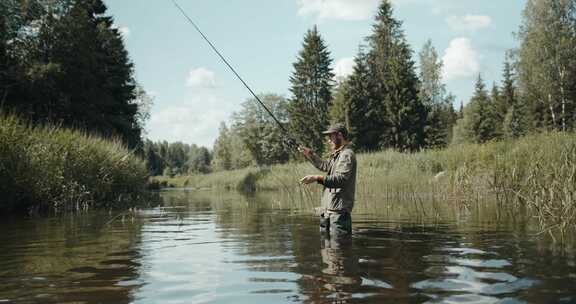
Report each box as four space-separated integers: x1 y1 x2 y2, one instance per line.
0 191 574 303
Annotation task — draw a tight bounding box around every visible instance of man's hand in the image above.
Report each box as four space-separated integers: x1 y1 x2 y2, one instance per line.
300 175 323 185
298 146 313 159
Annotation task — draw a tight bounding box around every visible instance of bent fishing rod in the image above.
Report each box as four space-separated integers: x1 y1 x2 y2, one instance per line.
171 0 300 150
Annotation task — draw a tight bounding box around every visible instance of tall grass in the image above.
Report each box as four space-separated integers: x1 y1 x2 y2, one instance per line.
0 114 149 214
156 132 576 230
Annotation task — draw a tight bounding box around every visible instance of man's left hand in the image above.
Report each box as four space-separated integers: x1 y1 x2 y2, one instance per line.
300 175 323 184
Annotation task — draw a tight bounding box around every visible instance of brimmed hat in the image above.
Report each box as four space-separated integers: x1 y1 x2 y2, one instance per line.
322 122 348 137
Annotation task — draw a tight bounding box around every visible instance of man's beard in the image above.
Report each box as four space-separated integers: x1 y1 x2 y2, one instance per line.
332 137 342 149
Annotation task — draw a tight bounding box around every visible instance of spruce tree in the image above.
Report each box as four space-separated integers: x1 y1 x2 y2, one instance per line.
501 58 516 112
329 82 348 125
503 100 531 138
8 0 143 147
468 75 499 143
500 57 530 138
366 0 427 151
288 26 334 154
343 47 381 151
490 82 504 138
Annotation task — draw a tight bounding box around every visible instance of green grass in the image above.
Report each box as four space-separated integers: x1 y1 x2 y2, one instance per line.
0 113 149 215
156 132 576 231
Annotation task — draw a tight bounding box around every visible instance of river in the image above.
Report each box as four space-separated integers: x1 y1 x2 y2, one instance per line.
0 189 575 303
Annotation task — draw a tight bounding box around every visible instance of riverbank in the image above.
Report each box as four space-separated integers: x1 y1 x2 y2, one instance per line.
154 132 576 230
0 114 149 215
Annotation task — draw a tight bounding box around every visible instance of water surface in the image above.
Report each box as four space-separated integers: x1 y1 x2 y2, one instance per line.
0 190 575 303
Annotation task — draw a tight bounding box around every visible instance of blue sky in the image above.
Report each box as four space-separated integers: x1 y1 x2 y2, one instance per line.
104 0 527 148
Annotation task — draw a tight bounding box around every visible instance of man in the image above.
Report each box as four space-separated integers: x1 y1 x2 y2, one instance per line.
299 123 357 235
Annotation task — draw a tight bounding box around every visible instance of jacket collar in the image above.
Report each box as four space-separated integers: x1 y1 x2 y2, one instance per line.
330 144 347 158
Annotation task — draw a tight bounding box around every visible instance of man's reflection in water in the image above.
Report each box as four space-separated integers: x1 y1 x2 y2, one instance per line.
320 233 362 303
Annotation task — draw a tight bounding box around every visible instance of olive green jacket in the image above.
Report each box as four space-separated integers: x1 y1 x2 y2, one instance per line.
309 145 357 213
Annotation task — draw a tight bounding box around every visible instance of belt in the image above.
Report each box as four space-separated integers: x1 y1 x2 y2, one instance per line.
326 209 346 214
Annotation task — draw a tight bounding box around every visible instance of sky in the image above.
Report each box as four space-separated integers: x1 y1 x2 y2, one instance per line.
104 0 527 148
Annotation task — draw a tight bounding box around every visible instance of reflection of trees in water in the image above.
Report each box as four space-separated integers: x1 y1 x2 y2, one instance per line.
0 212 144 303
183 191 449 302
216 205 295 260
354 225 455 303
159 190 575 303
178 191 297 269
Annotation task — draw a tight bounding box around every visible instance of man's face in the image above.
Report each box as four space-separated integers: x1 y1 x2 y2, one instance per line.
327 132 342 150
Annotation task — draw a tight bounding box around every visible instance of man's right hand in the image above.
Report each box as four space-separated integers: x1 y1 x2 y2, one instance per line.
298 146 313 159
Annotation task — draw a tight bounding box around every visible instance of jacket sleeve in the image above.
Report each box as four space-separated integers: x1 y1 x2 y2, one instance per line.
322 151 354 188
309 153 330 172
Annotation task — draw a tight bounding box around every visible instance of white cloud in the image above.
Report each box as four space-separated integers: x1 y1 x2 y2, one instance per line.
186 67 217 88
146 92 235 147
118 26 131 38
333 57 355 81
442 37 480 81
297 0 380 21
446 14 492 32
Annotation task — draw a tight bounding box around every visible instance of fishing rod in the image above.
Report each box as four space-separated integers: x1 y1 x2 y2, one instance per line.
170 0 300 150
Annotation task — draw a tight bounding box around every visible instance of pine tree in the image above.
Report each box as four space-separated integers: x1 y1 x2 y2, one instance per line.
367 0 427 151
287 25 334 154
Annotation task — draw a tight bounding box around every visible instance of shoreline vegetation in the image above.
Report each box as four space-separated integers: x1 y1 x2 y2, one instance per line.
0 114 149 215
153 131 576 234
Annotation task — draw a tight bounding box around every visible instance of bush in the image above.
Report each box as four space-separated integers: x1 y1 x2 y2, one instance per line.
0 114 148 214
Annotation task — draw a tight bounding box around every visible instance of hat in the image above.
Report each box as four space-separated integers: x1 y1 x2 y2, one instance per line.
322 122 348 137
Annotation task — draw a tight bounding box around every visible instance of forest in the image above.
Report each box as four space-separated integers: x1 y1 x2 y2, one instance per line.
147 0 576 176
2 0 575 177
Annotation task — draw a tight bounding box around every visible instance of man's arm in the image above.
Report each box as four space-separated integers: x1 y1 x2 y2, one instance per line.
300 147 330 172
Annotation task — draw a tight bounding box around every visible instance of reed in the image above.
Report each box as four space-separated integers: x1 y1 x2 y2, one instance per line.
156 132 576 229
0 113 149 214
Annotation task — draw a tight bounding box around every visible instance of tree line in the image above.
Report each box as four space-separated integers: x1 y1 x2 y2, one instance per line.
210 0 457 173
3 0 573 177
0 0 150 149
144 140 212 177
208 0 576 175
453 0 576 143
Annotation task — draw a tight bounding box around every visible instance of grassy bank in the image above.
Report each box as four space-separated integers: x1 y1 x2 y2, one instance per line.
0 114 149 215
155 132 576 230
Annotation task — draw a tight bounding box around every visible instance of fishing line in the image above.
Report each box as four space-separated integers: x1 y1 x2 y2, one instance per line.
170 0 300 150
171 1 322 204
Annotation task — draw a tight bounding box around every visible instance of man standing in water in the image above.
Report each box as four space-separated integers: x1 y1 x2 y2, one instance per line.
299 123 357 235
